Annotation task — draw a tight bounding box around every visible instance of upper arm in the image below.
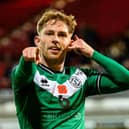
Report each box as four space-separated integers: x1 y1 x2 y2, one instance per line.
99 73 129 94
11 64 34 92
86 72 129 96
86 72 101 96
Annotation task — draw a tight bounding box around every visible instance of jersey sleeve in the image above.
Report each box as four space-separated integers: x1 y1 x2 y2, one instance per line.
98 73 129 94
82 51 129 96
81 68 101 96
92 51 129 86
11 56 35 90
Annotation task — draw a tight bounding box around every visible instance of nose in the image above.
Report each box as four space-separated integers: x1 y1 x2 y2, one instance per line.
52 40 59 44
52 35 59 44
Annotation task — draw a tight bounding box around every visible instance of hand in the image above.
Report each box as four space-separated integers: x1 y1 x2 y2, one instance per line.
68 35 94 58
22 47 41 64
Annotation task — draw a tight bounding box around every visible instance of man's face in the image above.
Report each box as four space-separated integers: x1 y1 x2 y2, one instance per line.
36 20 72 62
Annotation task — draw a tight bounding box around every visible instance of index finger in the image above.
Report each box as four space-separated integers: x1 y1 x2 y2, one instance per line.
34 47 40 64
73 35 79 40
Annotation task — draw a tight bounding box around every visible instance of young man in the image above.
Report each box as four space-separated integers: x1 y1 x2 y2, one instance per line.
11 9 129 129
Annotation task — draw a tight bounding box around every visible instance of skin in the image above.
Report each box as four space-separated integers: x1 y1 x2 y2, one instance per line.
22 19 94 72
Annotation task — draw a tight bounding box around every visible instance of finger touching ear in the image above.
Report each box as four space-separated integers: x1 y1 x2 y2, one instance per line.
73 35 79 40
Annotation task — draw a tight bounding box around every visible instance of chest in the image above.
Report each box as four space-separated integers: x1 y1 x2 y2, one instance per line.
33 69 87 99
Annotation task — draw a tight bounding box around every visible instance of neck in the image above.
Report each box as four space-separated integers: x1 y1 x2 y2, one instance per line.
41 58 65 72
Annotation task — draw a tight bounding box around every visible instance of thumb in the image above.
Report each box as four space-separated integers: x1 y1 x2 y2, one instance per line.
35 48 41 64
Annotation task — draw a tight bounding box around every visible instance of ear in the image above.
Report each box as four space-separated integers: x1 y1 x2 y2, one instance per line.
34 35 40 46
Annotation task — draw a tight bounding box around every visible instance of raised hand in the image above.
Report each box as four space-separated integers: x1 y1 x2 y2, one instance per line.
68 35 94 58
22 47 41 64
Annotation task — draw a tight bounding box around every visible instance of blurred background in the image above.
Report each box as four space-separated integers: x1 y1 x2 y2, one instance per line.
0 0 129 129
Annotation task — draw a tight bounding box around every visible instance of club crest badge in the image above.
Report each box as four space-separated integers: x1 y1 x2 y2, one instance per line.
69 76 82 88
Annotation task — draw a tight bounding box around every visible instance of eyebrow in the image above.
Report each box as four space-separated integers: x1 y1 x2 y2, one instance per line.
44 30 68 34
58 31 67 36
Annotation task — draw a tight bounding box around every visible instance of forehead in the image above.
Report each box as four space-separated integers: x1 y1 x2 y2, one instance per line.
43 20 69 32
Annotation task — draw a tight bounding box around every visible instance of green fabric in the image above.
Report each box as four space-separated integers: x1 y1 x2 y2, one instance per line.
11 59 87 129
91 51 129 94
92 51 129 85
11 51 129 129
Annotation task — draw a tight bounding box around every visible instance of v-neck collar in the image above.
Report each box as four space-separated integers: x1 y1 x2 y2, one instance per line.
38 64 65 74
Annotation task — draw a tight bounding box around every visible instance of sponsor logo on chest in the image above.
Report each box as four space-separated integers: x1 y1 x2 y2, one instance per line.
34 69 87 98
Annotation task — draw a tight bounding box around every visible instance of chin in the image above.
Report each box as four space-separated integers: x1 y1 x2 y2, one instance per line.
48 55 60 60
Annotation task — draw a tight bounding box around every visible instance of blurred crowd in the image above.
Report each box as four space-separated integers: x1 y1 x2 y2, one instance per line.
0 7 129 90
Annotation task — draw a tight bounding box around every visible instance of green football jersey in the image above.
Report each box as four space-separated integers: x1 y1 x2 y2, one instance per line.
11 51 129 129
11 59 98 129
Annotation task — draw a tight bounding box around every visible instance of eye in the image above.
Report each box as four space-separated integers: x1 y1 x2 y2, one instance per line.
58 32 67 37
45 31 54 36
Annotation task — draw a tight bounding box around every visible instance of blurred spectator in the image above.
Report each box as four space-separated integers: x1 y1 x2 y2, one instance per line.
0 53 13 89
122 57 129 69
78 24 101 50
106 38 128 64
52 0 76 9
0 27 6 38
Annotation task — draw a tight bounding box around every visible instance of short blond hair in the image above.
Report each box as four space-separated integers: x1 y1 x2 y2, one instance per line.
37 8 77 35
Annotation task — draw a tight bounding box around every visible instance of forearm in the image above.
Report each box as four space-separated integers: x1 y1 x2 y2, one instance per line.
100 74 129 94
11 56 33 86
15 56 33 76
92 51 129 85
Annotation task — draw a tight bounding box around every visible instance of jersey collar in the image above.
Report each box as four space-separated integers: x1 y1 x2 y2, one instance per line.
38 64 65 74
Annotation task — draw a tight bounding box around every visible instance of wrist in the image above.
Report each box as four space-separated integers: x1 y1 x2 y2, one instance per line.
89 49 94 58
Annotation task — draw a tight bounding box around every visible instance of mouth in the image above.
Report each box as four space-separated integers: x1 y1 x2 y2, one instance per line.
48 46 61 53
